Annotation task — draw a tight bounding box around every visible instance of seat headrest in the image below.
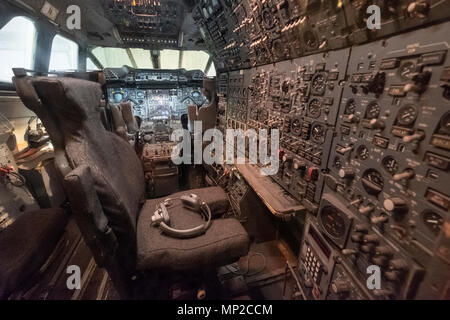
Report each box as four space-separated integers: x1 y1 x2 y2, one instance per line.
32 77 103 125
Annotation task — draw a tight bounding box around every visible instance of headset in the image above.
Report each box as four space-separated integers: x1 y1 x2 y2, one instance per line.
151 194 212 238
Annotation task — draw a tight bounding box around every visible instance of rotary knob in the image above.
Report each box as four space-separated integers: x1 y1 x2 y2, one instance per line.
383 198 408 213
339 167 355 179
407 1 430 18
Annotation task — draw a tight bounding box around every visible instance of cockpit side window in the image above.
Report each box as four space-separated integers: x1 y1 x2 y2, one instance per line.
0 16 36 83
86 57 99 71
48 35 79 72
181 50 210 72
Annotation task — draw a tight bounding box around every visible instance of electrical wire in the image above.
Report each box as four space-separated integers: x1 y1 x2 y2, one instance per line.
225 252 267 277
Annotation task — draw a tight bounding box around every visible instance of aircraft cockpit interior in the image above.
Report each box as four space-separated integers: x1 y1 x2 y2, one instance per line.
0 0 450 303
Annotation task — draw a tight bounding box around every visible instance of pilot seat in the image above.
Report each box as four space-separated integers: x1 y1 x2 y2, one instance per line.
12 70 250 299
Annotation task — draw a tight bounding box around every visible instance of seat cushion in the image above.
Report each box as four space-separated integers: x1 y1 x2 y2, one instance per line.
136 187 249 272
0 208 68 299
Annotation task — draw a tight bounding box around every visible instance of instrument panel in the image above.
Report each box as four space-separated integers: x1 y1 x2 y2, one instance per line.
215 19 450 300
108 87 206 121
105 68 207 122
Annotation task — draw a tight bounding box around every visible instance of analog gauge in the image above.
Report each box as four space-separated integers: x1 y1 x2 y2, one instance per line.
398 61 416 81
439 111 450 135
334 156 342 169
397 105 417 126
137 91 145 99
345 99 357 115
362 169 384 195
311 73 327 96
366 102 380 119
422 211 444 236
113 92 123 103
311 123 326 144
357 145 369 160
320 206 347 239
291 118 302 135
308 99 322 118
382 156 399 175
192 90 201 98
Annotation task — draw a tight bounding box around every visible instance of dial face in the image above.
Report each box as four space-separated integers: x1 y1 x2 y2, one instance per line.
345 99 357 115
311 123 326 144
440 111 450 135
357 145 369 160
422 211 444 235
397 105 417 126
311 73 327 95
398 61 416 81
320 206 347 239
291 118 302 135
308 99 322 118
382 156 399 175
366 102 380 119
113 92 124 103
137 91 145 99
362 169 384 195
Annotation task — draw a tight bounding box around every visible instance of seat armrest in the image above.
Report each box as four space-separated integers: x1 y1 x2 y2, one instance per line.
64 165 117 267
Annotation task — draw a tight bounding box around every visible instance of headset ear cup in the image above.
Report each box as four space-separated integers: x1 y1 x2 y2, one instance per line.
160 203 171 225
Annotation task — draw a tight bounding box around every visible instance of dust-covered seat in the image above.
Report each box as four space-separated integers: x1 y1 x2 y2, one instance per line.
136 187 249 272
13 70 249 298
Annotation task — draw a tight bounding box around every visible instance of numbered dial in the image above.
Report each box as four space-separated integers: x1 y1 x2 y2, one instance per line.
311 72 327 95
382 156 399 175
308 99 322 118
357 145 369 160
291 118 302 135
362 169 384 195
311 123 326 144
398 61 417 81
397 105 418 126
366 102 380 119
320 206 347 239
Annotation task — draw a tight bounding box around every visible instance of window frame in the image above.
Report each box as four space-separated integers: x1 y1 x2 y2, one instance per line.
0 15 37 85
48 34 80 72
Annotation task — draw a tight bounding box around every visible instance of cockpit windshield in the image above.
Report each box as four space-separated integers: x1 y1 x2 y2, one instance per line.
91 47 216 76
